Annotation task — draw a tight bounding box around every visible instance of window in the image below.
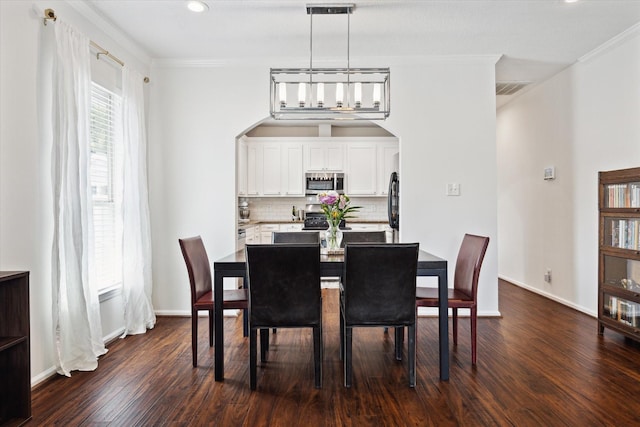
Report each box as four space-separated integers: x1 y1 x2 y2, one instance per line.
90 82 123 291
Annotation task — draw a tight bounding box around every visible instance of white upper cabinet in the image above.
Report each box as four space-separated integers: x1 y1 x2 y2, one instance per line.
377 142 399 196
346 143 378 196
237 139 248 196
261 144 282 195
281 143 304 196
239 137 397 198
305 141 345 171
243 139 304 197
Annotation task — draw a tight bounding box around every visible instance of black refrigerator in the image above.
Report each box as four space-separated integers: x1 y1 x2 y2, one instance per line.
388 172 399 242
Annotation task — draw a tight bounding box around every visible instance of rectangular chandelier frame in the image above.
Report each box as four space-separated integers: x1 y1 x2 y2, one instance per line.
270 67 390 120
269 4 390 121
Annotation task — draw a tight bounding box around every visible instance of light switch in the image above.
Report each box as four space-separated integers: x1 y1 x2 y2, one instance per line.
446 183 460 196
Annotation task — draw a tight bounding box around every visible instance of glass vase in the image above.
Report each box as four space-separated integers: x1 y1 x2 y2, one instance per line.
326 223 343 251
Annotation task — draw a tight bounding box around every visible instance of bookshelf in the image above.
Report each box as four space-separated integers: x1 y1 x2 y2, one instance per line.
598 168 640 341
0 271 31 426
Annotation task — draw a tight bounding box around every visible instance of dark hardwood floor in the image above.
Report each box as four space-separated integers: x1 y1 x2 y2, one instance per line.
32 280 640 426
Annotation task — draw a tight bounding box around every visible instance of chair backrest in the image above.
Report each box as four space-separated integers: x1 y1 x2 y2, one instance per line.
339 231 386 248
178 236 212 304
272 231 320 244
245 244 321 328
453 234 490 301
342 243 419 326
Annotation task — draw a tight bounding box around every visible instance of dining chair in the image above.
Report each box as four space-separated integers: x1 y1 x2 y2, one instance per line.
339 230 386 247
272 231 320 244
245 243 323 390
415 233 489 365
340 242 419 387
179 236 248 367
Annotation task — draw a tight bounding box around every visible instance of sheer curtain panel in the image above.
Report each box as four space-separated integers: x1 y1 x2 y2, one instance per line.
120 66 156 335
51 21 107 376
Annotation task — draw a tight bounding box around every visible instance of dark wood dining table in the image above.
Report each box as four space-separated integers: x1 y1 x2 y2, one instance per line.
213 248 450 381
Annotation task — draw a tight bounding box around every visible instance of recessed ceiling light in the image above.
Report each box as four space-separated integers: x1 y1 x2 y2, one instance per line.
187 1 209 13
565 0 579 3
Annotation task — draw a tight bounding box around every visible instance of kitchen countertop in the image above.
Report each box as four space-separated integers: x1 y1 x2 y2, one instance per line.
238 219 388 227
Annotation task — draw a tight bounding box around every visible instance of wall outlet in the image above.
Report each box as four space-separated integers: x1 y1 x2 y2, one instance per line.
446 183 460 196
544 269 552 283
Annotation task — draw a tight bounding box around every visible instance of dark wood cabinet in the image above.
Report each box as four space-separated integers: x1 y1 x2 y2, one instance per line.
598 168 640 342
0 271 31 426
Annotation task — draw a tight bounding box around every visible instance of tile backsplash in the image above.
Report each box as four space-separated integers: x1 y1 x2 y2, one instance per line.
240 197 388 222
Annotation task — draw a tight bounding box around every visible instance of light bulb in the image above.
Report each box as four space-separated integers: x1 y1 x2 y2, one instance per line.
373 84 381 108
354 82 362 108
336 83 344 108
317 83 324 108
279 84 287 108
298 83 306 107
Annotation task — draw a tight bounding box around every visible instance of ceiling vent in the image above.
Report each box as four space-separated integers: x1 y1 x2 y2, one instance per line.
496 81 531 96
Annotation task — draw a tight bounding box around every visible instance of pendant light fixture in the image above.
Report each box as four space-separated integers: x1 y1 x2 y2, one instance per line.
270 4 390 120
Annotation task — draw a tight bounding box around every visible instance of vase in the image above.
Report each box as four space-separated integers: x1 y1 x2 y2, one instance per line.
325 223 343 251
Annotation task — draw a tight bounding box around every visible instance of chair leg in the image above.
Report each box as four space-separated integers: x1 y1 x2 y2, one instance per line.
250 328 257 390
243 309 249 337
208 309 214 347
395 327 403 361
313 325 322 388
471 306 477 365
452 307 458 345
339 311 344 361
408 323 416 388
344 326 353 388
260 328 269 363
192 309 198 367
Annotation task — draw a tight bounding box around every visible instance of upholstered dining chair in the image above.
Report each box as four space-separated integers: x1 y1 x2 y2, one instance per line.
340 243 419 387
179 236 248 367
415 233 489 365
339 230 386 247
245 243 323 390
272 231 320 244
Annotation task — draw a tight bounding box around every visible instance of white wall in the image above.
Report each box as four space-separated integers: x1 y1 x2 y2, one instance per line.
497 26 640 314
149 57 500 317
0 0 150 383
2 1 499 384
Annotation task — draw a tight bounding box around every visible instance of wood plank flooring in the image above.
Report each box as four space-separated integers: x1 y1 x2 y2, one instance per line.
31 280 640 426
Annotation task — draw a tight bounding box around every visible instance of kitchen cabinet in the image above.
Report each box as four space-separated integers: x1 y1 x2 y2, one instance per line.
237 139 248 196
282 143 304 196
280 223 303 232
243 139 304 197
377 142 399 196
260 224 280 243
305 141 345 171
346 143 378 196
245 225 259 244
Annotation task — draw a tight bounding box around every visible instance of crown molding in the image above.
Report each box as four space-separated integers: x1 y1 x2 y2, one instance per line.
578 22 640 64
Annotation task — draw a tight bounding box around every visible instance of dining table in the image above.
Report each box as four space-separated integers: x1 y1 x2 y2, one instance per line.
213 248 449 381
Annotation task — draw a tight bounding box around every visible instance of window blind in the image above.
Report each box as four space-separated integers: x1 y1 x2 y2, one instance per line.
90 82 123 291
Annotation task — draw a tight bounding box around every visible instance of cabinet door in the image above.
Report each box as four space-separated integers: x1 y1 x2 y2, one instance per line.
377 143 399 195
246 144 261 196
237 140 248 196
282 143 304 196
325 144 345 171
262 144 282 196
347 143 377 195
305 142 345 171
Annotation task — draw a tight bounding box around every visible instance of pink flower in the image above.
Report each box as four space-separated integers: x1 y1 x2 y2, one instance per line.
318 191 339 206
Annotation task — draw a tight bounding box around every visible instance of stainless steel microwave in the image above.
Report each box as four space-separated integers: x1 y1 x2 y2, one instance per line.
305 172 345 195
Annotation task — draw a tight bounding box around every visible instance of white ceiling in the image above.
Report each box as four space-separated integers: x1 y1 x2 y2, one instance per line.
80 0 640 103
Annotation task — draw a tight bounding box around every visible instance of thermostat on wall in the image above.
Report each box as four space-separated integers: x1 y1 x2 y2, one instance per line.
543 166 556 180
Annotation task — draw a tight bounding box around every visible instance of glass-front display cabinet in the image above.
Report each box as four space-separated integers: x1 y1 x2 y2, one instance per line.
599 167 640 341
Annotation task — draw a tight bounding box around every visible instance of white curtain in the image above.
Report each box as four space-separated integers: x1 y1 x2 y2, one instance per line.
51 21 107 376
120 67 156 335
